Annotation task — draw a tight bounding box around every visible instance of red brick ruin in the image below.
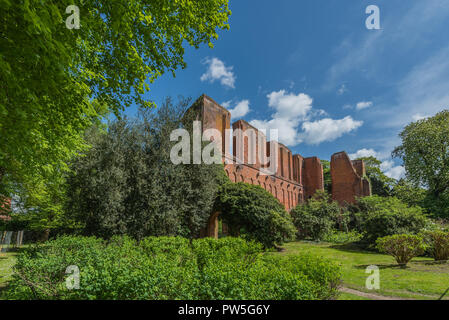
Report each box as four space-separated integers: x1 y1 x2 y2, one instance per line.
190 95 371 238
1 95 371 236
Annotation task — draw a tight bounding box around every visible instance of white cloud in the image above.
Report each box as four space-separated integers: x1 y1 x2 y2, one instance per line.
379 160 394 171
349 149 405 180
200 57 236 88
250 118 299 146
248 90 362 146
349 148 379 160
380 160 405 180
267 90 313 120
223 100 250 119
356 101 373 110
385 166 406 180
412 114 429 121
337 84 347 95
300 117 363 145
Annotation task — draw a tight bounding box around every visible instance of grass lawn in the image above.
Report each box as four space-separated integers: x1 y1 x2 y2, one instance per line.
279 241 449 300
0 249 18 298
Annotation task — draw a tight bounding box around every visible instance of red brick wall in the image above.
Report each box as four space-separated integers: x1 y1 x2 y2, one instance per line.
191 95 371 238
351 160 365 177
292 154 303 185
224 163 303 211
232 119 265 167
189 95 368 212
302 157 325 199
331 152 371 205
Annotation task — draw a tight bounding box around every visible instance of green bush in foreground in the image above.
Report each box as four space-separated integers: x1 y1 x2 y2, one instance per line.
376 234 427 266
5 236 341 300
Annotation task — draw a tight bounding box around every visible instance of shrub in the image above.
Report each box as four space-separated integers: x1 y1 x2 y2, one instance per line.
376 234 427 266
193 238 341 300
215 182 296 248
290 191 344 241
5 236 341 300
322 230 364 244
421 230 449 261
350 196 429 247
261 254 342 299
5 235 199 300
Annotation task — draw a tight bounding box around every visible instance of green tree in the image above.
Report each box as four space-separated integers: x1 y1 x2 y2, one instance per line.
391 178 426 208
356 156 395 196
215 182 296 248
65 97 226 239
350 196 429 247
0 0 231 194
321 160 332 194
393 110 449 201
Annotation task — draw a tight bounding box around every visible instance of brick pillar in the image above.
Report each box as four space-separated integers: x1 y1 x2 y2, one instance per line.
302 157 324 199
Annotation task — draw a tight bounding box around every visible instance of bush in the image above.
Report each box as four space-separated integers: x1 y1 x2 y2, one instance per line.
349 196 429 247
215 182 296 248
290 191 344 241
322 230 364 244
6 236 199 300
5 236 341 300
261 254 341 299
376 234 427 266
421 230 449 261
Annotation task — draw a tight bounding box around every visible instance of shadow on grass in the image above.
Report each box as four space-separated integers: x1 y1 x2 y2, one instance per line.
418 260 449 266
328 243 379 255
354 263 408 270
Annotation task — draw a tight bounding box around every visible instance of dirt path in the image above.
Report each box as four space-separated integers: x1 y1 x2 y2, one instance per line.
339 287 410 300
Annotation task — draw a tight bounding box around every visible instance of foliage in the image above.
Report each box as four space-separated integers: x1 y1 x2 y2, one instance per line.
4 236 341 300
0 0 231 196
290 191 344 241
355 156 395 197
422 192 449 219
348 196 429 247
65 97 225 239
391 178 427 208
376 234 427 266
420 230 449 261
393 110 449 217
215 182 296 248
322 230 364 244
321 160 332 194
261 254 341 300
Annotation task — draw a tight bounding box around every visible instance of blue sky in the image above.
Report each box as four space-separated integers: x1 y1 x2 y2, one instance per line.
126 0 449 179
